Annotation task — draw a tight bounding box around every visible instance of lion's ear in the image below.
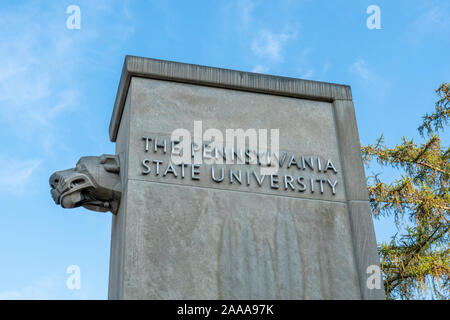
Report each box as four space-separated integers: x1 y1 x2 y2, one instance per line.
100 154 120 174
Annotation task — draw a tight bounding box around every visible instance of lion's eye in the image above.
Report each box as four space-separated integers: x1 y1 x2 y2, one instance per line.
70 178 85 188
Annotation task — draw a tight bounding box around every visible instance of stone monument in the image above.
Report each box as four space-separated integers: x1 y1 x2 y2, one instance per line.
50 55 385 300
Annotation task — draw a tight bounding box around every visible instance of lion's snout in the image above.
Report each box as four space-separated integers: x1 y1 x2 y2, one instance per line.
49 169 85 208
49 171 63 204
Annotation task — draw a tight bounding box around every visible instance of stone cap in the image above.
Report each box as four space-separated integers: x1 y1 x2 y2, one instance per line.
109 55 353 142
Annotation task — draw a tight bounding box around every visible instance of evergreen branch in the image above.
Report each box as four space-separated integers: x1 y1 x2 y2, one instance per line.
418 83 450 136
383 225 449 297
363 83 449 299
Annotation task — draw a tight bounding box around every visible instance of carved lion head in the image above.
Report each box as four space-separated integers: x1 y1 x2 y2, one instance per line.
49 154 121 214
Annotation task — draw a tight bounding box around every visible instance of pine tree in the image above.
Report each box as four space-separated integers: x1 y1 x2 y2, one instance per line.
362 83 449 299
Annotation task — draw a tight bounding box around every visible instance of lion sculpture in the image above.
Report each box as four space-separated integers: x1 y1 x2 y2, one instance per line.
49 154 121 214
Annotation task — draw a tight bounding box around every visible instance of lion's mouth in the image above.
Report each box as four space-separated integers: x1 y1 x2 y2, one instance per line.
49 170 95 208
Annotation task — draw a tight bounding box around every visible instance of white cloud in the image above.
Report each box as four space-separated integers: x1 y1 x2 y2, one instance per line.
300 68 314 79
223 1 314 78
321 61 331 76
0 6 81 153
350 60 371 81
414 2 450 29
407 1 450 42
0 157 42 195
251 65 270 73
349 59 389 96
0 276 61 300
237 0 255 29
0 2 134 154
0 273 93 300
251 29 297 62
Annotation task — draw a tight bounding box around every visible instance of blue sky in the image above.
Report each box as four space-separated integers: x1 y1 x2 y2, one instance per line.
0 0 448 299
